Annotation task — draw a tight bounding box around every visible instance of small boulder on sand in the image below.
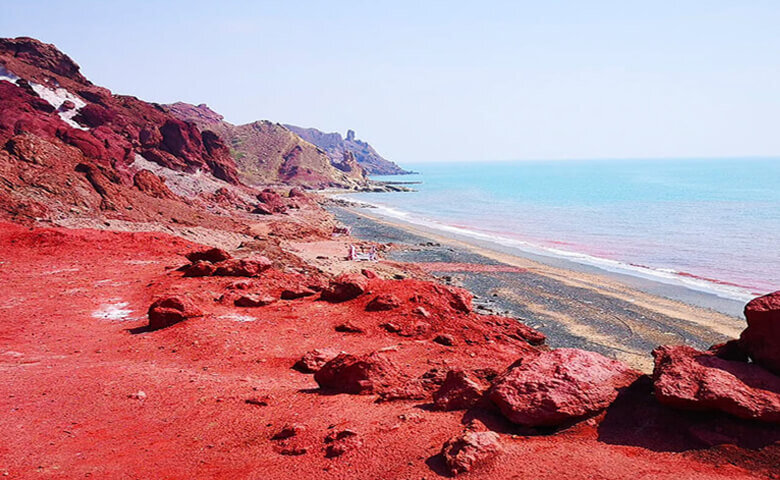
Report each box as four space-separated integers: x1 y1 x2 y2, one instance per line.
147 296 202 330
434 369 487 411
314 352 402 394
652 345 780 423
365 294 401 311
489 348 638 426
441 430 501 476
293 348 340 373
320 273 369 303
213 256 273 277
185 247 231 264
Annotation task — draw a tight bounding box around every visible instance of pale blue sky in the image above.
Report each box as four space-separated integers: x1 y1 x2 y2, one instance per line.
3 1 779 163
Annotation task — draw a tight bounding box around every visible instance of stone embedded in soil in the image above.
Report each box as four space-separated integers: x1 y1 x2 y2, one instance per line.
489 348 638 427
513 324 547 346
365 294 401 311
739 290 780 374
314 352 402 394
147 295 202 330
272 424 306 441
434 370 487 411
324 429 362 458
185 247 231 264
320 273 369 302
293 348 340 373
440 430 502 476
234 294 276 307
182 260 217 277
652 345 780 423
433 334 455 346
213 256 272 277
280 287 317 300
335 322 365 334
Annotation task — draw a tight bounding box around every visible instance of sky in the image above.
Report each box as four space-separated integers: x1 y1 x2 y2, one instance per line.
2 1 779 163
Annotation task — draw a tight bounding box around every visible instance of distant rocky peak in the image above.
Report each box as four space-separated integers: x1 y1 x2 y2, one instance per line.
346 129 355 142
165 102 225 126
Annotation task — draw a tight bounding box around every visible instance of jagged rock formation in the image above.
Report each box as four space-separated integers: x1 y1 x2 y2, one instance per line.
166 103 368 189
284 125 409 175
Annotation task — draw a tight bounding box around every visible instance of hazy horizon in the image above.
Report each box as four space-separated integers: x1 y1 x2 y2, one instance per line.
3 1 779 164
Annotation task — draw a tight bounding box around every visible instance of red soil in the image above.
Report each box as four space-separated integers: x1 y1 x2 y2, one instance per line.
1 221 778 479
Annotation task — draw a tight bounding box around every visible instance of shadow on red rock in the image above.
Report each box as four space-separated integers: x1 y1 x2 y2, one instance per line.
597 376 780 453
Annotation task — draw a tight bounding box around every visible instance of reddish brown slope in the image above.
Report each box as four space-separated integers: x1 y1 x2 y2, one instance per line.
165 102 368 189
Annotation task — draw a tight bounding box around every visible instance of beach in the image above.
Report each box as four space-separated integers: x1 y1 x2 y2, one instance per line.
328 204 747 372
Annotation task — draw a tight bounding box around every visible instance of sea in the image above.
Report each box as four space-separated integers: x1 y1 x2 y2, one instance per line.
344 158 780 303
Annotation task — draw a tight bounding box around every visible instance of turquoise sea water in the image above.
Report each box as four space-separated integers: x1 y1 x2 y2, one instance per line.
346 158 780 301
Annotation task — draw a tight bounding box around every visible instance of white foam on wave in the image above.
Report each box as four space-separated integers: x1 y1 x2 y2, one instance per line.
339 195 756 303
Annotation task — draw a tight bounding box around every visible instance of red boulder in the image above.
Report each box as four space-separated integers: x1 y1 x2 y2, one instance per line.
434 369 487 411
440 430 501 476
147 296 202 330
739 291 780 374
365 294 401 312
489 348 638 426
320 273 369 303
185 247 232 264
293 348 340 373
314 352 401 394
652 345 780 423
213 256 272 277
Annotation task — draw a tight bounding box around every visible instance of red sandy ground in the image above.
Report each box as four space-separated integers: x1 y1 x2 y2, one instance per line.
1 222 778 479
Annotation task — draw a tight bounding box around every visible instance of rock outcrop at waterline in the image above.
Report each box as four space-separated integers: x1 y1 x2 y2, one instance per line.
285 124 409 175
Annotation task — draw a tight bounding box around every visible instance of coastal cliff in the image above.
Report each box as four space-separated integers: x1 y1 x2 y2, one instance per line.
285 124 409 175
166 102 368 189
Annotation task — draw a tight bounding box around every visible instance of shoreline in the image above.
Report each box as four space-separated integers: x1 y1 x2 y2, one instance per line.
330 196 750 317
327 204 747 372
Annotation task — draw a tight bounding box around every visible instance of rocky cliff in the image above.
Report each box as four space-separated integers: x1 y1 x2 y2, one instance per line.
166 103 368 189
285 125 409 175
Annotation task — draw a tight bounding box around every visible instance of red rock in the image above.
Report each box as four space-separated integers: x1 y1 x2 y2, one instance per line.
133 170 177 200
324 429 362 458
280 287 316 300
334 322 364 334
513 324 547 346
413 306 431 318
652 345 780 423
293 348 340 373
440 430 501 476
147 295 202 330
444 285 472 313
182 261 217 277
314 352 401 394
234 294 276 308
489 348 638 426
320 273 369 303
74 103 114 128
271 423 306 441
434 370 486 411
58 100 75 111
213 257 272 277
708 339 749 362
288 187 307 198
433 334 455 346
185 247 232 264
365 294 401 311
739 291 780 374
360 269 377 279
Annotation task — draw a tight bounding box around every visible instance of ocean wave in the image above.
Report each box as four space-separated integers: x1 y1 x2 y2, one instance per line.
338 195 757 303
